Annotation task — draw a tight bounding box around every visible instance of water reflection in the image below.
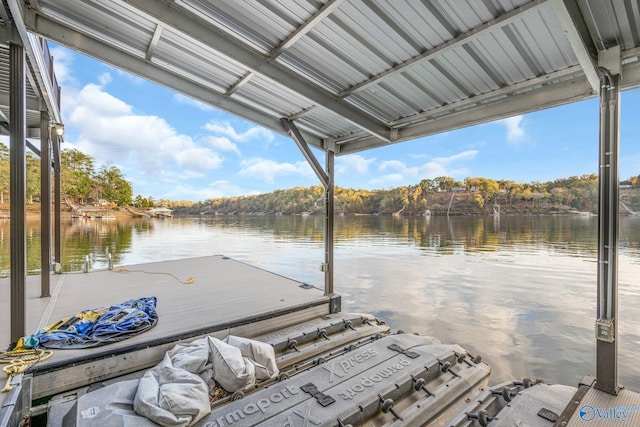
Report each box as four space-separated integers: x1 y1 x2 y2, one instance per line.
1 215 639 391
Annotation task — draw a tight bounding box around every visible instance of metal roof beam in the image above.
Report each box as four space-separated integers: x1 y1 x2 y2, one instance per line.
550 0 600 94
336 66 581 145
339 75 596 154
24 9 325 149
268 0 346 59
338 0 548 98
389 66 582 127
123 0 391 142
6 0 62 123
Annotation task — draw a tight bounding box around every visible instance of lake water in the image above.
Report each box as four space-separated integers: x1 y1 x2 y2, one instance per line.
2 214 640 390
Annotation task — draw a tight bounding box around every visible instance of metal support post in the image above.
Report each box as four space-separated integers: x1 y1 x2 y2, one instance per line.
324 149 334 296
52 131 61 266
595 68 620 395
40 110 51 296
9 41 27 343
281 118 335 297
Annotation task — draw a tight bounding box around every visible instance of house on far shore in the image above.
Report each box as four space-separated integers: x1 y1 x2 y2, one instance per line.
76 206 108 218
620 181 633 190
148 207 173 218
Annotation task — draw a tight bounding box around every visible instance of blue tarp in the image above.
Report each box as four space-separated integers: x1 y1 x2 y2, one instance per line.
18 297 158 350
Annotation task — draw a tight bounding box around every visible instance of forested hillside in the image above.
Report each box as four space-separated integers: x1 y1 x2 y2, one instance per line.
2 142 639 216
174 174 640 216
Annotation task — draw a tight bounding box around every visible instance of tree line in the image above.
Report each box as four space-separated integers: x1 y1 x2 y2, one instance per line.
2 142 639 214
0 143 133 206
176 173 640 216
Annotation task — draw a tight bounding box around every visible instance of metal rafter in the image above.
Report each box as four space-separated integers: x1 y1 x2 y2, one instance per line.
337 57 640 154
550 0 600 94
338 0 549 98
335 65 581 148
225 0 345 97
7 0 62 123
268 0 346 60
339 73 595 154
122 0 390 142
390 66 582 127
225 71 255 96
25 8 326 149
145 23 164 61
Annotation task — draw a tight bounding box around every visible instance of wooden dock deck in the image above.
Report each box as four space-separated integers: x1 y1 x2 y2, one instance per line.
1 255 333 399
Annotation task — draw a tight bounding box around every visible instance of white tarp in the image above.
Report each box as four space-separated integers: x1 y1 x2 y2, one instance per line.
134 335 278 426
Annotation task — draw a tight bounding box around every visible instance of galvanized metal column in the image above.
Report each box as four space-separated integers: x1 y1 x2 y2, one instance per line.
595 67 620 395
40 111 51 296
324 149 334 296
280 118 335 296
52 131 61 266
9 40 27 343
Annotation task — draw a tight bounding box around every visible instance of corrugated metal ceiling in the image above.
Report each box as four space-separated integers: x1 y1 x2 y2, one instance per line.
6 0 640 154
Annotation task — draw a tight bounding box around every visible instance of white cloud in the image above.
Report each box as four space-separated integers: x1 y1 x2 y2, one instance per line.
501 115 526 144
368 150 478 187
158 180 260 201
50 47 77 87
202 135 240 155
336 154 375 175
66 83 225 180
174 94 214 111
379 160 407 172
97 72 112 86
205 121 274 143
239 158 312 182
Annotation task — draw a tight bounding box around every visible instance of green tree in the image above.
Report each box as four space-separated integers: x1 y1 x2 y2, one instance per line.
0 142 8 203
433 176 455 191
61 148 94 202
95 165 133 206
26 153 40 204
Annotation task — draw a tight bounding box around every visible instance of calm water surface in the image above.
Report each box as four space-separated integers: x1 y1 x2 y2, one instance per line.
1 215 640 390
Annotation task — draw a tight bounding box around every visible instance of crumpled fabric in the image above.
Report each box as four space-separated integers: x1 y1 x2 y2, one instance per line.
133 353 211 427
16 297 158 350
134 335 278 426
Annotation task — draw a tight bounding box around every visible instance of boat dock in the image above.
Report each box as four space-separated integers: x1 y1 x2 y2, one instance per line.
3 256 639 426
0 255 337 400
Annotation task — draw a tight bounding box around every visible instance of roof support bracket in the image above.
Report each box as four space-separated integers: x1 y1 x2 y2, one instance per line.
598 46 621 76
5 20 21 45
281 118 328 187
551 0 600 94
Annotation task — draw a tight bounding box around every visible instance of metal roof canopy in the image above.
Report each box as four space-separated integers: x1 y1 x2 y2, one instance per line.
9 0 640 154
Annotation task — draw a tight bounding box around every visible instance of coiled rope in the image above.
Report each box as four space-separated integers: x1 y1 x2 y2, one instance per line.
112 267 195 284
1 349 53 392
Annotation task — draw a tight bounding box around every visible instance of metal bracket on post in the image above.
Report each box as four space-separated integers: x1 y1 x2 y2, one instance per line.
596 318 615 343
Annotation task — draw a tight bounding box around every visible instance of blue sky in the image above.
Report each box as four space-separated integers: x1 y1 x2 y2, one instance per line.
49 44 640 201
